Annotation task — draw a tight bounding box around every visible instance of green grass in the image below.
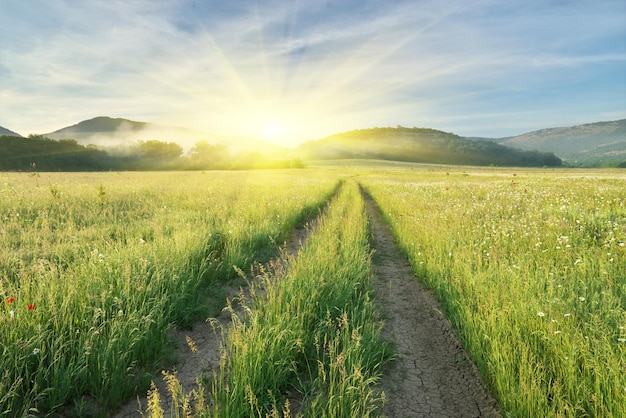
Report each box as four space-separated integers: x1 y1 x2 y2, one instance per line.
0 170 339 416
2 166 624 417
205 180 391 417
360 167 625 417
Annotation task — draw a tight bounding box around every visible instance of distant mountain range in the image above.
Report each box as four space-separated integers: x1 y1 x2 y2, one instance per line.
0 126 22 137
43 116 286 155
467 119 626 164
1 117 625 165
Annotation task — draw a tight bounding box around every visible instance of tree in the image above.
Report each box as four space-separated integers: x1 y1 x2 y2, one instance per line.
188 141 231 168
132 140 183 168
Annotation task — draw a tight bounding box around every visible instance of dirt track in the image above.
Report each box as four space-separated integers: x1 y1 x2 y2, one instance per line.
115 192 501 417
365 191 500 417
113 227 309 417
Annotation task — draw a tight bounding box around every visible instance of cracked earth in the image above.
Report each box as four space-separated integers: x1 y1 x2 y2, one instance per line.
365 191 500 418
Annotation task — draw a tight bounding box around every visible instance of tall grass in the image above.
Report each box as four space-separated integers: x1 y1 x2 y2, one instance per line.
0 170 338 416
205 180 391 417
361 168 625 417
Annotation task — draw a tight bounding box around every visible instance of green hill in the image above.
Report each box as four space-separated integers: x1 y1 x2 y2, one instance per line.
296 126 562 167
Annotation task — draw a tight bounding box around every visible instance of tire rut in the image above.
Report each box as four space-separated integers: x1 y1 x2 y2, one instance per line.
112 194 332 417
364 189 500 418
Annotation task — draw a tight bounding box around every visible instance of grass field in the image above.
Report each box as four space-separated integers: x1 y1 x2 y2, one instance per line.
1 166 624 417
0 170 339 416
361 167 625 417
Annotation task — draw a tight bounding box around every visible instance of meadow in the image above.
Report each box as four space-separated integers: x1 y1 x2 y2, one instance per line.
360 167 625 417
0 170 339 416
0 166 624 417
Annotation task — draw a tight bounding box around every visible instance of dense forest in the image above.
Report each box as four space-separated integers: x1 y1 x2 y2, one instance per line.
296 126 563 167
0 135 303 171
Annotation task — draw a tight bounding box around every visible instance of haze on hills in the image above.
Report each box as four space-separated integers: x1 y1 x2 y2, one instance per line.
2 117 626 170
44 116 286 155
473 119 626 164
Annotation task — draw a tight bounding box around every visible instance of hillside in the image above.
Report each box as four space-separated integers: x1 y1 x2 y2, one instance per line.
0 125 22 137
295 126 562 167
45 116 285 155
472 119 626 164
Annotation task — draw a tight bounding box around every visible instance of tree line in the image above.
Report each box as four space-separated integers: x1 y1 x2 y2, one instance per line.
0 135 303 171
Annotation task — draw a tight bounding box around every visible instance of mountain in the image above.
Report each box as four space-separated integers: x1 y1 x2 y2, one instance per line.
0 125 22 137
45 116 285 155
471 119 626 164
294 126 561 167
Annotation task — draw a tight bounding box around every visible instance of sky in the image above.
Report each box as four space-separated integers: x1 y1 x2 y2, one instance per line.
1 0 625 147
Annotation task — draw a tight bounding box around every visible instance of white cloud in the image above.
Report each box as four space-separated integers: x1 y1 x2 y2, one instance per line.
1 0 624 141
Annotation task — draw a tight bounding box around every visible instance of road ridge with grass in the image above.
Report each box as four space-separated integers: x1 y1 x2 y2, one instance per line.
113 190 334 417
363 188 501 418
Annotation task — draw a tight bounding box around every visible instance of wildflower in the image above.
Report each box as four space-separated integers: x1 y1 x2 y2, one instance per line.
32 348 40 355
564 313 571 317
578 297 586 302
9 310 14 318
98 254 104 262
19 344 24 350
28 304 36 310
537 312 546 317
6 296 14 304
618 338 626 343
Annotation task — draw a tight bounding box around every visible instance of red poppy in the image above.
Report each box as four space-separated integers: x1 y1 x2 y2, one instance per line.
27 304 36 310
6 297 14 304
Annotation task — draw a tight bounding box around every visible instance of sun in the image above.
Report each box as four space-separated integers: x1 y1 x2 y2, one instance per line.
218 102 326 148
243 107 301 147
259 121 285 141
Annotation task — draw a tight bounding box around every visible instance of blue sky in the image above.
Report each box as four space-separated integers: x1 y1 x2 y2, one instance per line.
1 0 625 146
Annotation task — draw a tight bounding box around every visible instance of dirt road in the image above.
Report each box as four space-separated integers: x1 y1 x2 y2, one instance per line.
364 191 500 418
115 192 500 417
